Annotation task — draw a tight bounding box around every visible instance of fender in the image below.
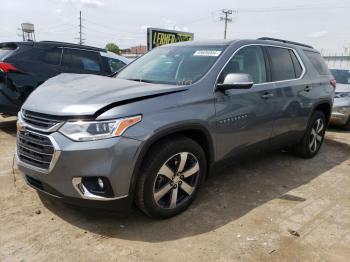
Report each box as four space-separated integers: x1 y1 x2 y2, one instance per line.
126 122 215 198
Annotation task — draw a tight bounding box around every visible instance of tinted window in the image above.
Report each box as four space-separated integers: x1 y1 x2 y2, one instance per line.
10 47 61 65
219 46 267 84
289 50 303 78
107 58 126 73
41 48 61 65
268 47 295 81
304 51 329 75
62 49 101 72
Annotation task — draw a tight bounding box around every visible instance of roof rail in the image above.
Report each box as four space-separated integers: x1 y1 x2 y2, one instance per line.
257 37 313 49
39 41 106 52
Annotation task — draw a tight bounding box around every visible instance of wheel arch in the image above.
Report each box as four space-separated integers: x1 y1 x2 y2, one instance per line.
127 123 215 198
313 100 332 125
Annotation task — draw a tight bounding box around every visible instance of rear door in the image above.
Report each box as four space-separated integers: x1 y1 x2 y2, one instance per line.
265 46 310 147
60 48 106 75
214 45 276 160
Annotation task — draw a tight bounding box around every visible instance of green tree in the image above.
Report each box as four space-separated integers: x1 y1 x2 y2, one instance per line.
105 43 121 54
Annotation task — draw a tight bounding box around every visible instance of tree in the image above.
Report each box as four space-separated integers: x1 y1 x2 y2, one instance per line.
105 43 121 54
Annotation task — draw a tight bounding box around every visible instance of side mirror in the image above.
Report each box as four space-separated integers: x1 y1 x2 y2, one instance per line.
217 73 254 91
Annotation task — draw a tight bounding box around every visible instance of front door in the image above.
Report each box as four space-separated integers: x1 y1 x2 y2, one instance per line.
214 45 276 161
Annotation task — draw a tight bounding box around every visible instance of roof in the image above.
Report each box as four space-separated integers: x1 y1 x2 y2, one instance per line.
161 38 315 51
0 41 106 52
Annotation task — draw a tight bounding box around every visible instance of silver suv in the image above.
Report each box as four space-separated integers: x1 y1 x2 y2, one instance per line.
16 38 334 218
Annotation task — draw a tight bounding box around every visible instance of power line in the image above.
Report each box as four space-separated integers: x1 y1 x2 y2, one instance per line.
220 9 235 40
75 10 85 45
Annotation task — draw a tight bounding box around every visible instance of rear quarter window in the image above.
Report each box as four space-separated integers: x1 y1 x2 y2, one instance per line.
0 44 17 60
304 50 330 75
106 58 126 73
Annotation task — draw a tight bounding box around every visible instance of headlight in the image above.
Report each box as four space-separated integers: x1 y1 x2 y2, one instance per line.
59 115 142 141
334 92 350 98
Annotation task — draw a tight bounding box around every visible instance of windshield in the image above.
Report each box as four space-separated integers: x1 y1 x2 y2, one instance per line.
331 69 350 85
117 45 226 85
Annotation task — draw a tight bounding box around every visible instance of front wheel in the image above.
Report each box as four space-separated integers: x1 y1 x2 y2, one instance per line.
294 111 327 158
135 136 207 219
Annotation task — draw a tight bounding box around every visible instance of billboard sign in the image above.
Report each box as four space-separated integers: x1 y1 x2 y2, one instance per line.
147 28 194 50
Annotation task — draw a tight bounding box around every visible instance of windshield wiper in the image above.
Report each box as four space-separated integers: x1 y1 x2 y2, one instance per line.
126 78 155 83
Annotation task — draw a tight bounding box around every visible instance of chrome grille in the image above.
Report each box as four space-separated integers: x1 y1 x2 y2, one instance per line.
17 130 54 170
22 110 62 131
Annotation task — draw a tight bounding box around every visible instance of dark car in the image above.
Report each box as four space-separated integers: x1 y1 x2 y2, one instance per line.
16 38 334 218
0 41 129 115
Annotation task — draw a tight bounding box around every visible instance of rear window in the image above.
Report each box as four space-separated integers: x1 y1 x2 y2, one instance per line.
267 46 296 81
0 45 17 60
304 51 330 75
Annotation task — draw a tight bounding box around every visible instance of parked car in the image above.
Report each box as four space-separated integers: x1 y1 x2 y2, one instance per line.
0 41 129 115
330 69 350 130
16 37 334 218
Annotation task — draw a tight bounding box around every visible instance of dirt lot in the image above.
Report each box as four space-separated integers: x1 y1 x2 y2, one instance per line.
0 116 350 262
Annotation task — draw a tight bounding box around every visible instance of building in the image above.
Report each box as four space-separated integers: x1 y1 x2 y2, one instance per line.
121 45 147 59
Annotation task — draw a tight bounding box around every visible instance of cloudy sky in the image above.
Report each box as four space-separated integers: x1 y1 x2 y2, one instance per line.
0 0 349 54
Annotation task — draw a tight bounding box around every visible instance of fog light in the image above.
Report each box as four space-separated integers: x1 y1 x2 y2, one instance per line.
97 177 104 190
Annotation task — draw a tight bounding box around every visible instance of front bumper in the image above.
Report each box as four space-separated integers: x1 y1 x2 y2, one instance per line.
16 131 143 211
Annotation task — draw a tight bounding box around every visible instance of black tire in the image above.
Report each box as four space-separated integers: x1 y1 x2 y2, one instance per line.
135 136 207 219
293 111 327 158
344 117 350 131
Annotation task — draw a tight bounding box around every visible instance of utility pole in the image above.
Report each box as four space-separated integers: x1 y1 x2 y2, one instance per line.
220 9 233 40
76 10 85 45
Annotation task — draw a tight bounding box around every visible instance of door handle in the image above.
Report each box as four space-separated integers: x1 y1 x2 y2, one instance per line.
304 86 312 92
261 92 274 99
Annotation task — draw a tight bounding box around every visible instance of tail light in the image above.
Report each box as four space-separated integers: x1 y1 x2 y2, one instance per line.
330 79 336 89
0 62 17 73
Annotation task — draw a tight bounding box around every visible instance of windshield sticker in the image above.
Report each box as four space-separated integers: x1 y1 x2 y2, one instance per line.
193 50 222 57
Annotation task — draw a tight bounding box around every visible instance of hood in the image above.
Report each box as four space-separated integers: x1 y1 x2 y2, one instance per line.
23 74 187 116
335 83 350 93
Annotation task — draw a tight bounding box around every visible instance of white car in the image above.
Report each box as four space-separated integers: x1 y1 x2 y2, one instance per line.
330 69 350 130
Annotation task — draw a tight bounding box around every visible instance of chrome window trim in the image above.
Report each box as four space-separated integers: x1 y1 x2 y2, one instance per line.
214 43 306 91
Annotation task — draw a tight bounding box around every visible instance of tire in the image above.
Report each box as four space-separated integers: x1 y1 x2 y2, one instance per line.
293 111 327 158
135 136 207 219
344 117 350 131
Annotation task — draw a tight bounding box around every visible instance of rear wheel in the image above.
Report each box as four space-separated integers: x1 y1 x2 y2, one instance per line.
294 111 326 158
135 136 206 219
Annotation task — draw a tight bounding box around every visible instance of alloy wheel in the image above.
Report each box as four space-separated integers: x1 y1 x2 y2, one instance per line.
309 118 324 153
153 152 200 209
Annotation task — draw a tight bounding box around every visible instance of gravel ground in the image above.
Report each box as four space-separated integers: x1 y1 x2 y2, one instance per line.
0 116 350 262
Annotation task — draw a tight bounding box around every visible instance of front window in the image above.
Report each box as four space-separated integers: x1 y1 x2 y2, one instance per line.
218 45 267 84
117 45 226 85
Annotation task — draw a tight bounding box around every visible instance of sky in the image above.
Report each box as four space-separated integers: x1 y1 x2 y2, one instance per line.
0 0 349 54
